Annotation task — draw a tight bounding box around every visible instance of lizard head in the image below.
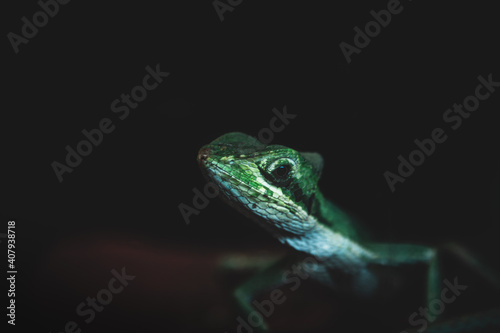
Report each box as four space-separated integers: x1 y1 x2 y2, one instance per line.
197 132 323 235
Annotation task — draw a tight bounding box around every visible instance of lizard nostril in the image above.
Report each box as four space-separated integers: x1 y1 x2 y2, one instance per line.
197 147 211 164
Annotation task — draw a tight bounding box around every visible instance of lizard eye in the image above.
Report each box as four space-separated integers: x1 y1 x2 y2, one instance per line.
261 158 296 187
272 164 291 179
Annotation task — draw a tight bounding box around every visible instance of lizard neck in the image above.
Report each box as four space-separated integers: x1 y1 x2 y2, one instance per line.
279 222 375 271
313 190 363 241
277 190 375 270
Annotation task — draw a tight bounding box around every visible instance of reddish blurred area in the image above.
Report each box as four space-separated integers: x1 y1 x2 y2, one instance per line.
30 233 341 332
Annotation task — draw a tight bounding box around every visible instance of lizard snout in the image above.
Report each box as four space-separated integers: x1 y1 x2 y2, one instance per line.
197 147 211 165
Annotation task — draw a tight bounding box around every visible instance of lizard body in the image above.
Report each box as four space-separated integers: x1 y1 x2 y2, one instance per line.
197 132 499 332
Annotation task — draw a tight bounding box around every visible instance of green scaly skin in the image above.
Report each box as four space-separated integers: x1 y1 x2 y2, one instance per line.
197 132 500 332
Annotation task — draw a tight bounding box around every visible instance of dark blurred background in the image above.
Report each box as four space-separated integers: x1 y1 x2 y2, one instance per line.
2 1 499 332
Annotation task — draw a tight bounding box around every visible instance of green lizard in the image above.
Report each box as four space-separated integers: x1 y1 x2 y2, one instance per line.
197 132 500 332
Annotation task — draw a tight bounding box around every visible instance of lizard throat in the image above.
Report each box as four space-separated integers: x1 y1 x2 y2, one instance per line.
280 222 375 271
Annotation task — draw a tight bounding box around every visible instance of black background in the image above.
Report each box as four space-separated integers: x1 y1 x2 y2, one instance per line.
2 1 499 332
